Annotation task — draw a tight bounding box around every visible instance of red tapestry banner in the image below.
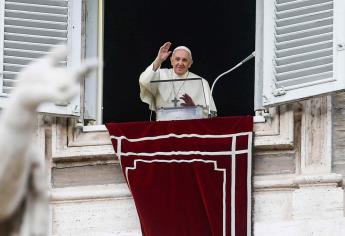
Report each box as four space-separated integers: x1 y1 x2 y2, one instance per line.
106 116 253 236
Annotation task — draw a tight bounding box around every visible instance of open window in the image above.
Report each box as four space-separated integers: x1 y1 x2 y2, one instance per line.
256 0 345 108
0 0 82 116
51 0 297 160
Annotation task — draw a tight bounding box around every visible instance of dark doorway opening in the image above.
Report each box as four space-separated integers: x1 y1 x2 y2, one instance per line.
103 0 256 123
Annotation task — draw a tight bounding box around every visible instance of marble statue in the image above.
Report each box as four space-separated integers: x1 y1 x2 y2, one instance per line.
0 45 98 235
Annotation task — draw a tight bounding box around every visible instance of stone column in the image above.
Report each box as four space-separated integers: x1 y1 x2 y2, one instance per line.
300 96 332 174
293 95 343 222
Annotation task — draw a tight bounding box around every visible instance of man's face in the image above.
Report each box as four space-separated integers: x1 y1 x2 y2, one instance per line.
170 50 193 76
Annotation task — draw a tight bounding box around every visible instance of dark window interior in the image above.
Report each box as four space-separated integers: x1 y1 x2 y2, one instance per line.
103 0 256 123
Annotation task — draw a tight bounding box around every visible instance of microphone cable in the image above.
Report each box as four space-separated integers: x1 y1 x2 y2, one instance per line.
208 51 255 117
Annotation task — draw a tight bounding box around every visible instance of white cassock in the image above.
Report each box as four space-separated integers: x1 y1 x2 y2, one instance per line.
139 63 217 117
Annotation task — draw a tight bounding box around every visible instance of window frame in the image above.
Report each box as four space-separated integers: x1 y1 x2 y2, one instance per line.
51 0 295 160
257 0 345 108
0 0 83 116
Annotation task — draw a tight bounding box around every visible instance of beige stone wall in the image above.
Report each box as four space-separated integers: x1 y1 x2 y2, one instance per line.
332 92 345 177
45 118 140 235
45 97 345 235
254 96 345 235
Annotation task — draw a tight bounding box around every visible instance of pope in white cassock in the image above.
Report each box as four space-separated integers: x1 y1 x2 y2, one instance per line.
139 42 217 119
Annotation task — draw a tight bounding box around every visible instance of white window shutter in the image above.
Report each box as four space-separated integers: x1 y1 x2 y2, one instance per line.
84 0 99 121
0 0 82 116
259 0 345 107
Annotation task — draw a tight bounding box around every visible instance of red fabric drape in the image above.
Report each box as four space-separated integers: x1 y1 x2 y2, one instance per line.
106 116 253 236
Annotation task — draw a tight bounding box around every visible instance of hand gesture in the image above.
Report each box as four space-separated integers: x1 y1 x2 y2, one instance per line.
180 93 195 106
153 42 172 70
157 42 172 62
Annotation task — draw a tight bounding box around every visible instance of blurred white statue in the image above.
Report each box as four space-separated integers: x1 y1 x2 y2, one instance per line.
0 46 98 235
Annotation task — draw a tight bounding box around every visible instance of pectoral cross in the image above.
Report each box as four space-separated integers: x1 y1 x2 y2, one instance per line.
171 97 179 107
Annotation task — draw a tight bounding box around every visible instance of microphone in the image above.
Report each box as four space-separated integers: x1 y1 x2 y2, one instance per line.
208 51 255 118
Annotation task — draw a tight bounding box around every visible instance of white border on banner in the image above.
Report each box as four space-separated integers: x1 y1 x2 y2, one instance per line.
111 132 252 236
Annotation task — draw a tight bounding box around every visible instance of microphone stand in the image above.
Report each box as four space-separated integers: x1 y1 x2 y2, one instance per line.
208 51 256 118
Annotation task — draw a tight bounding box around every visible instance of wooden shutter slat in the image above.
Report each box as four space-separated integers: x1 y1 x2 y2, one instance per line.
276 71 333 88
5 17 67 30
276 32 332 50
275 48 332 66
276 0 332 12
3 63 25 72
5 40 55 52
5 25 67 38
276 17 332 35
275 41 332 58
5 2 67 15
5 9 67 22
4 55 32 65
3 78 17 87
6 0 68 7
277 2 332 19
276 25 332 42
276 10 332 27
4 48 46 59
275 63 332 81
3 71 18 80
5 32 67 44
275 56 332 73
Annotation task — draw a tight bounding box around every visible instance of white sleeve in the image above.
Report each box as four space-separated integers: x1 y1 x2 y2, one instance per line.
202 79 217 115
139 63 160 110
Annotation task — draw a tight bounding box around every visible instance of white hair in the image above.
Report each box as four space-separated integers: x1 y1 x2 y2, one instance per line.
172 46 192 59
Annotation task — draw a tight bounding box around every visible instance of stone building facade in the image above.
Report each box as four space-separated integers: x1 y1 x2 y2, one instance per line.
1 0 345 235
